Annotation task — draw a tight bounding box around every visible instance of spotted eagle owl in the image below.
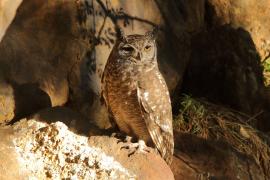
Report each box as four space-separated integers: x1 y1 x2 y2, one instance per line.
101 28 174 164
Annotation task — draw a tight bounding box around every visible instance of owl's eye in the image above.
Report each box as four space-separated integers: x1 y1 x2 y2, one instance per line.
144 45 152 51
121 46 134 52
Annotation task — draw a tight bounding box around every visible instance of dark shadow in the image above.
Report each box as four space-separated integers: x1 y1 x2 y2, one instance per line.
172 131 264 179
170 1 270 132
0 0 79 112
76 0 159 49
10 82 52 123
181 25 265 118
29 106 104 136
204 0 216 28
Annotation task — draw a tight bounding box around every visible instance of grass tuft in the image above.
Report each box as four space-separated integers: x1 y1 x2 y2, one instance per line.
174 95 270 176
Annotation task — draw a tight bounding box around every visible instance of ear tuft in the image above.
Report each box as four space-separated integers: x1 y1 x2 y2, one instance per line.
116 27 127 42
145 26 159 39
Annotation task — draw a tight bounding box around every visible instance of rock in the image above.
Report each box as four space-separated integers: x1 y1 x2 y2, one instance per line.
0 81 15 124
171 132 265 180
206 0 270 60
182 25 265 116
86 0 189 93
31 106 102 136
151 0 205 96
0 0 87 107
31 104 172 180
89 136 175 180
0 0 22 41
0 82 52 125
0 118 173 179
12 83 52 122
0 126 29 179
5 119 135 179
0 0 207 128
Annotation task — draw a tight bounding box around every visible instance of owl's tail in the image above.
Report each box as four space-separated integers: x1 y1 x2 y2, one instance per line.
147 125 174 165
159 132 174 164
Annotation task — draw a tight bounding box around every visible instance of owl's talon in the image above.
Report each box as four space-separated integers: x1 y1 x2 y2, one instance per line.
111 132 117 137
115 135 136 144
117 139 125 144
123 136 134 143
111 132 128 144
121 139 150 157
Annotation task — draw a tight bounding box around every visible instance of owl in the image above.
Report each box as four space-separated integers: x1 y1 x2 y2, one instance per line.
101 28 174 164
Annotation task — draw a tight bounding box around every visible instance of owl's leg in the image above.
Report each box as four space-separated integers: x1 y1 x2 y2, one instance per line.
121 137 151 157
105 108 122 137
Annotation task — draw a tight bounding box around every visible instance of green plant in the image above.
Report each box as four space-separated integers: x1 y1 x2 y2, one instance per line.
173 95 206 135
262 57 270 86
263 58 270 71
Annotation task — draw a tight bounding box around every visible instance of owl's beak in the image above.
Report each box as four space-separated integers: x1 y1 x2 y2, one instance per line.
135 52 142 61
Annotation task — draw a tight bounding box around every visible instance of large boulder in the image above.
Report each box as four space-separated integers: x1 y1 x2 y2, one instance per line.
0 118 174 179
89 136 174 180
182 25 265 115
0 0 87 107
0 0 207 127
0 0 88 124
180 24 270 131
206 0 270 60
179 0 270 130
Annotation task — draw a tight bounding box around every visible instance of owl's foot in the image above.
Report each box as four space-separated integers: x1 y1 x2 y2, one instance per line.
111 132 124 138
121 138 151 157
111 132 130 143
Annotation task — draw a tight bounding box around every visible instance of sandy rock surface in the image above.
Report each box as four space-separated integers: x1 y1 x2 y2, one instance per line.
0 0 22 41
0 81 15 124
89 136 175 180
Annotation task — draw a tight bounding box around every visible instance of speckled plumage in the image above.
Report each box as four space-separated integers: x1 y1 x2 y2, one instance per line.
101 30 174 164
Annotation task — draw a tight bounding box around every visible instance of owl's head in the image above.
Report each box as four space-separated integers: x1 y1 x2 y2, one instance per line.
116 28 158 62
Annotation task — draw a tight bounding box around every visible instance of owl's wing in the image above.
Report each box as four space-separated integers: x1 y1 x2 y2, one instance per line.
137 80 174 164
101 69 118 129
